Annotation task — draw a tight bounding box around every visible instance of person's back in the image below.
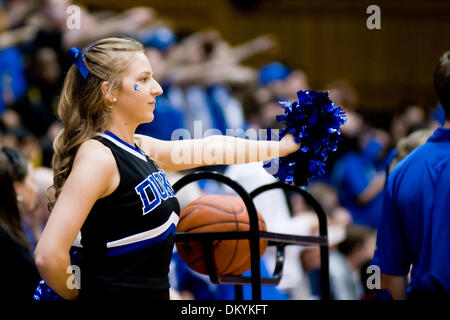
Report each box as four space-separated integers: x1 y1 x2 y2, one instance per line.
374 50 450 299
376 128 450 295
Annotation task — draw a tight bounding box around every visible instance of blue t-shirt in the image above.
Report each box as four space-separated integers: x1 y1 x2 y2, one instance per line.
373 127 450 294
0 47 28 113
331 152 384 229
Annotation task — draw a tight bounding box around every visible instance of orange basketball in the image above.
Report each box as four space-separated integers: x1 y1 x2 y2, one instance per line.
176 194 268 276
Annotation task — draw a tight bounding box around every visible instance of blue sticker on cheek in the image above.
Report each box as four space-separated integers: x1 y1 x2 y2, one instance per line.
134 83 140 91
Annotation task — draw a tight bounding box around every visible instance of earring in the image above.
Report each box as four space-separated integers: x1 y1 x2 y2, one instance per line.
113 98 117 102
16 195 24 211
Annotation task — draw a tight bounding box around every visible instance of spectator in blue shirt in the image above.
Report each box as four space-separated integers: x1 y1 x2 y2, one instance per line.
373 50 450 299
331 129 390 230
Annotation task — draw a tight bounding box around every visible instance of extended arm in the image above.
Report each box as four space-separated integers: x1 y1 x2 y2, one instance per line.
0 24 38 49
229 34 277 63
135 133 300 172
63 7 155 50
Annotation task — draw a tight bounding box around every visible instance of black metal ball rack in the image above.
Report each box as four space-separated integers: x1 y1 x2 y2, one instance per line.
173 170 330 300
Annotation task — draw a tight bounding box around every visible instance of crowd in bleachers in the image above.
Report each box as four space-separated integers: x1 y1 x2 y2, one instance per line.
0 0 446 301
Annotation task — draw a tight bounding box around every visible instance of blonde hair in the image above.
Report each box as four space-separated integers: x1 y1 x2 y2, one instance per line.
389 128 434 173
49 37 143 210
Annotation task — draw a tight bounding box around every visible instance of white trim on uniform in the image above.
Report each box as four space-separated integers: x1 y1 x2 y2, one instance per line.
96 132 147 162
106 211 179 248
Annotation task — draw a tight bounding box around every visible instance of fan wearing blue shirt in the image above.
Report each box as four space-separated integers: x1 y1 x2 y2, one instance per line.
373 51 450 299
331 133 388 230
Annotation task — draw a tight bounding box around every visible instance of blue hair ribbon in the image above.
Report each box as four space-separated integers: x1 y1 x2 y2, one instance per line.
68 47 90 79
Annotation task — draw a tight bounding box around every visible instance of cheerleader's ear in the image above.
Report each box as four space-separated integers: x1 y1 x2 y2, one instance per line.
101 81 116 105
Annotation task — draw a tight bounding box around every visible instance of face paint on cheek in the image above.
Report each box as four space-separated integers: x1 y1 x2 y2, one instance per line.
134 83 140 92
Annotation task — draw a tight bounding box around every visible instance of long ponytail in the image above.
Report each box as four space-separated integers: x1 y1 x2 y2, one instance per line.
49 37 143 210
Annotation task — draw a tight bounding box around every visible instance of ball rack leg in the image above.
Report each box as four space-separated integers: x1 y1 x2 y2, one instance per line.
234 285 243 300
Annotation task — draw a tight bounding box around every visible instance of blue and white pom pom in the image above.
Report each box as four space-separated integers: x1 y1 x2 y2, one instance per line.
263 90 347 186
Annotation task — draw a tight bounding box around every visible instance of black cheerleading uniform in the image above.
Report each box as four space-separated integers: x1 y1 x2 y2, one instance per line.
78 131 180 300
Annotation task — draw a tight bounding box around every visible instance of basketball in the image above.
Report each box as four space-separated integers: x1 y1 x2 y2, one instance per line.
175 194 268 276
